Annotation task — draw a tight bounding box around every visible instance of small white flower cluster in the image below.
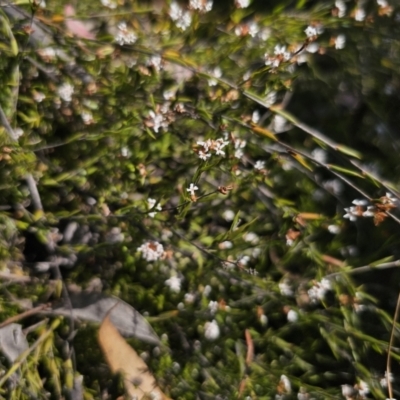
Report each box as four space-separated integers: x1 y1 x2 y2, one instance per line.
169 2 192 30
204 319 220 340
147 198 162 218
235 0 250 7
234 138 246 159
196 137 230 160
341 381 370 400
234 21 259 37
115 22 137 46
189 0 213 12
307 278 332 303
344 194 397 224
165 275 182 293
57 82 74 102
100 0 117 8
265 45 291 69
344 199 370 221
137 241 165 261
146 103 175 133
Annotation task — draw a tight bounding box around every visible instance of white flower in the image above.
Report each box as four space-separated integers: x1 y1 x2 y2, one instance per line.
335 0 346 17
279 280 294 297
137 241 165 261
169 2 192 30
311 148 327 163
359 380 369 397
252 110 260 123
260 314 268 326
189 0 213 12
214 139 228 156
234 138 246 159
219 241 233 249
244 232 259 244
203 284 212 297
165 276 182 293
238 255 250 266
341 384 357 397
81 111 93 125
208 66 222 86
335 34 346 49
184 292 196 303
11 127 23 140
272 115 290 133
381 372 394 387
204 319 220 340
248 21 259 37
306 42 319 53
280 375 292 393
287 309 298 322
254 160 265 170
101 0 117 8
265 91 277 107
38 47 57 61
198 150 211 161
186 183 199 196
57 82 74 102
208 300 219 314
355 7 366 21
148 198 162 218
235 0 250 7
222 209 235 221
33 91 46 103
120 146 131 157
305 26 318 38
148 110 168 133
328 224 340 234
148 55 163 72
308 278 332 303
115 22 137 45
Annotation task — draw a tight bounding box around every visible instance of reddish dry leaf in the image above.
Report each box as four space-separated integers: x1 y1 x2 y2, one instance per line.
244 329 254 366
98 308 170 400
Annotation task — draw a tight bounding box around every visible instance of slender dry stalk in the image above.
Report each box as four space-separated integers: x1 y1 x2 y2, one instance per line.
386 291 400 399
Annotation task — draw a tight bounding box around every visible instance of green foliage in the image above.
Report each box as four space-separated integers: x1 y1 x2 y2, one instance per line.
0 0 400 399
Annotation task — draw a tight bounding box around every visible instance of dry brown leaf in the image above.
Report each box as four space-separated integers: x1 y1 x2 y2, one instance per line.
98 308 170 400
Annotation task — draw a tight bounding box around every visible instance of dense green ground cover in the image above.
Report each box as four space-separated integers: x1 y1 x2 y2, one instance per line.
1 0 400 398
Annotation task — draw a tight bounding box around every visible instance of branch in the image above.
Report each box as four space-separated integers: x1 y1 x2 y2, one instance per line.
325 259 400 280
